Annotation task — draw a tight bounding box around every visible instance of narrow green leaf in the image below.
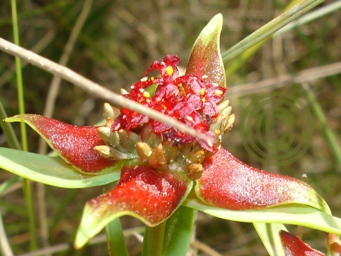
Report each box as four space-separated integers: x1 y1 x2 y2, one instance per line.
0 147 121 188
142 222 166 256
106 218 129 256
162 206 196 256
186 13 226 88
253 222 287 256
185 198 341 235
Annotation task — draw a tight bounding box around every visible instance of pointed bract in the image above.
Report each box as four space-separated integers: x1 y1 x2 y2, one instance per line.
186 13 226 88
6 114 115 173
75 165 193 248
196 148 329 212
280 230 324 256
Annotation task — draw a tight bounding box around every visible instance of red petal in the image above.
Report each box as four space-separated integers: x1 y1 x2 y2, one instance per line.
196 148 327 210
280 230 324 256
10 114 115 173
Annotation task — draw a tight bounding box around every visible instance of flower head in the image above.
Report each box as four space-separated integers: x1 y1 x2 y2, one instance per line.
112 54 226 151
3 14 332 252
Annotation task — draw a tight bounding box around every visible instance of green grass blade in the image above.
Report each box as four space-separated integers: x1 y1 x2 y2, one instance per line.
162 206 196 256
105 218 129 256
303 84 341 169
222 0 324 64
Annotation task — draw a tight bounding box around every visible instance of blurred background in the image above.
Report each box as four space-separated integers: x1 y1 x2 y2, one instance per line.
0 0 340 255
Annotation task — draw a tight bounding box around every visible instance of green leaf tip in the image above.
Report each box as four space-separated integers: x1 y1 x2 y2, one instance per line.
186 13 226 88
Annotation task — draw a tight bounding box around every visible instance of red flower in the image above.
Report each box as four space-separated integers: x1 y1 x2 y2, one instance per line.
4 14 330 250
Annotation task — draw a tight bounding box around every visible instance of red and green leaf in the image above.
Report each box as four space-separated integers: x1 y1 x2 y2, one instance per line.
195 148 330 212
75 165 193 248
280 230 324 256
6 114 115 174
186 13 226 88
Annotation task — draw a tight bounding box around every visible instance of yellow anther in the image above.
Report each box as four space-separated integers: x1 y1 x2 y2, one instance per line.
215 90 223 95
143 91 150 98
165 66 174 76
200 88 206 96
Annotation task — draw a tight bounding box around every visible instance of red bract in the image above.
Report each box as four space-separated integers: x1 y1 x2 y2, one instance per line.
8 114 115 173
196 148 328 211
280 230 324 256
78 166 191 234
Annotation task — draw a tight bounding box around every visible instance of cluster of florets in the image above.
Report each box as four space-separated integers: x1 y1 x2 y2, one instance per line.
111 55 226 150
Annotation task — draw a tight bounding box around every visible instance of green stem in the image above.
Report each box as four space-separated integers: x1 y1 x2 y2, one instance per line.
142 222 166 256
105 218 128 256
11 0 27 151
11 0 37 251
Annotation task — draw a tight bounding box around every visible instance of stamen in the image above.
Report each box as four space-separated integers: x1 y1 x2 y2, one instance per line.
165 66 174 76
215 90 223 95
140 76 148 82
143 91 150 98
200 88 205 96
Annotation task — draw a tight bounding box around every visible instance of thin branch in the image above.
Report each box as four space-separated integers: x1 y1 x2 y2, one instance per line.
226 61 341 97
0 37 213 144
17 227 145 256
